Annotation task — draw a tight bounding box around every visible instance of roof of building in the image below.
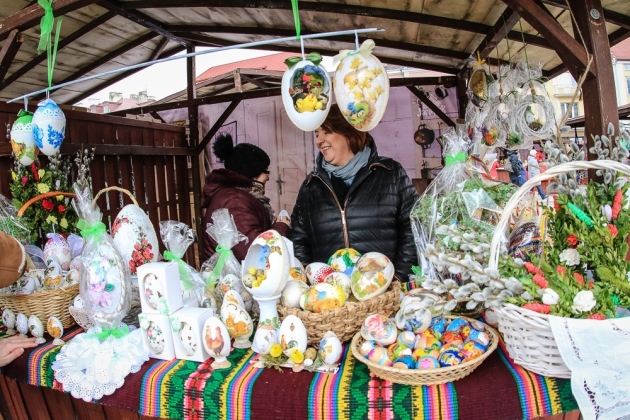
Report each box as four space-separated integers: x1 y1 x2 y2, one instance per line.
611 38 630 61
196 52 295 82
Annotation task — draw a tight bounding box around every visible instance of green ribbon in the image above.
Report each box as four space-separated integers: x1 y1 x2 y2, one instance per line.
411 265 423 278
284 52 323 69
87 325 129 341
291 0 301 39
37 0 63 89
77 219 106 241
445 151 467 166
205 245 232 289
163 250 193 290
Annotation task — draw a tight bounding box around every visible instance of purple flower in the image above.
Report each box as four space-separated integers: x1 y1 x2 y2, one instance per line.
89 281 112 307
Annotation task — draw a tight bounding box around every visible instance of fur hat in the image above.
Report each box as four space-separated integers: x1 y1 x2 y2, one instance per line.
212 133 270 179
0 232 27 287
530 149 538 157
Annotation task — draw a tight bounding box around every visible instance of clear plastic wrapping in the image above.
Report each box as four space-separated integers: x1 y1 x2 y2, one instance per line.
0 194 29 243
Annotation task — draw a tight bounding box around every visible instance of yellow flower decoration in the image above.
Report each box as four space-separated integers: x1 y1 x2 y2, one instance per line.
46 215 58 225
269 344 283 358
289 348 304 364
56 195 64 201
38 169 45 179
37 183 50 194
11 171 17 181
60 218 68 229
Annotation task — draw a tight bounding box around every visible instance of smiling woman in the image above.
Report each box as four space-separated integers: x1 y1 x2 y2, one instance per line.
288 104 419 282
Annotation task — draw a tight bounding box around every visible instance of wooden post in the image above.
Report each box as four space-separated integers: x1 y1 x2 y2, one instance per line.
187 45 203 268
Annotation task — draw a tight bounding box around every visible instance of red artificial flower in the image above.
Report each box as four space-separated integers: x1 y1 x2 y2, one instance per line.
142 247 153 260
57 204 66 213
132 250 142 262
587 313 606 320
556 265 567 275
523 303 551 314
612 189 623 219
129 260 137 274
134 243 142 251
41 199 55 211
588 281 594 290
574 272 585 287
533 274 548 289
553 196 561 211
21 176 28 185
608 224 618 238
524 262 541 275
565 235 578 248
31 163 39 181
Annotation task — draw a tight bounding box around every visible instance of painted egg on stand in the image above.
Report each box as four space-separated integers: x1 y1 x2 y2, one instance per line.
2 309 16 335
278 315 308 357
111 204 159 275
202 317 232 369
318 331 342 365
10 109 38 165
28 315 46 344
333 39 389 131
32 98 66 156
43 233 72 271
47 316 65 345
220 302 253 349
351 252 395 301
16 313 29 337
281 55 332 131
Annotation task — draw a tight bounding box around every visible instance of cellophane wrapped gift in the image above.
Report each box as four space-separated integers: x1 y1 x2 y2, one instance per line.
159 220 205 307
72 182 131 329
0 194 29 243
200 208 247 302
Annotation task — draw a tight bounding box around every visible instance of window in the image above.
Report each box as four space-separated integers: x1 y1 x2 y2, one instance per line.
624 64 630 71
560 103 580 118
627 78 630 94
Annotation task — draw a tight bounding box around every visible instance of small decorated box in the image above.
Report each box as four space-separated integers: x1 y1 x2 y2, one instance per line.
139 313 176 360
137 262 183 315
170 307 215 362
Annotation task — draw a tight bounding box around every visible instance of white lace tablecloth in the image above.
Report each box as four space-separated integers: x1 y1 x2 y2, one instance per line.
549 316 630 420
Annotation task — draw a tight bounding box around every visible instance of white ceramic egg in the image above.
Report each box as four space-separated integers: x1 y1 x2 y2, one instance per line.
218 273 244 297
46 316 65 345
73 295 85 309
178 322 198 356
32 98 66 156
2 309 16 335
65 269 80 286
281 58 332 131
318 331 343 365
278 315 308 357
323 272 352 299
43 233 72 271
69 256 82 272
333 39 389 132
220 302 253 349
360 314 397 346
299 282 346 312
146 321 166 354
351 252 395 301
16 313 28 336
288 266 307 283
327 248 362 276
10 109 38 165
202 317 231 369
305 262 335 285
28 315 46 344
281 280 309 308
251 324 277 355
222 289 245 310
111 204 159 275
143 272 165 311
15 276 37 295
242 230 290 298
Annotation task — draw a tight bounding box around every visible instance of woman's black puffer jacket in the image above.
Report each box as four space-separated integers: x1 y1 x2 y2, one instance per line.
288 142 419 280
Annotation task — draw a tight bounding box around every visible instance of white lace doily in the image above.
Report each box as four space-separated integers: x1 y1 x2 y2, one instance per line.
51 324 149 402
549 316 630 420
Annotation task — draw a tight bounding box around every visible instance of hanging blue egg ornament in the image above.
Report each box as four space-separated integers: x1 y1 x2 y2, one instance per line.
32 98 66 156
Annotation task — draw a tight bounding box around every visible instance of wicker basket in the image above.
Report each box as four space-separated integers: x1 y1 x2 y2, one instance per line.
0 285 79 328
489 160 630 379
351 315 499 385
278 281 401 345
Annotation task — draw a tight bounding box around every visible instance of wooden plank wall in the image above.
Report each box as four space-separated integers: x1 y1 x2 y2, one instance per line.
0 102 196 266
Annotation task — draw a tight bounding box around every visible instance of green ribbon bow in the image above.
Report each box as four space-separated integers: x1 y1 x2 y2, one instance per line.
37 0 63 88
445 151 467 166
284 52 323 69
205 245 233 289
163 250 193 290
411 265 423 278
87 325 130 341
77 219 106 241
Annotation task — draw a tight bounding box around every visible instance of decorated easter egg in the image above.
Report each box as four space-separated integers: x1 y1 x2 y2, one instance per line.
218 273 244 297
16 313 28 336
281 280 309 308
469 319 486 332
251 324 277 355
142 272 166 312
367 346 392 366
460 341 486 361
288 266 307 283
416 356 440 370
440 331 464 346
203 317 231 358
15 276 37 294
43 233 71 271
2 309 16 330
439 349 464 367
222 289 245 310
10 109 38 165
318 331 343 365
333 39 389 131
359 340 377 357
412 347 439 361
323 272 351 299
393 355 416 369
73 295 85 308
112 204 159 275
281 56 332 131
327 248 361 276
28 315 46 344
305 262 335 285
299 282 346 312
430 317 447 335
65 269 80 286
32 98 65 156
69 256 83 272
146 322 166 354
360 314 397 346
446 317 470 334
415 331 441 352
221 302 253 348
242 230 290 298
468 329 490 348
397 331 416 348
279 314 308 356
46 316 64 338
351 252 395 301
178 322 198 356
387 342 412 360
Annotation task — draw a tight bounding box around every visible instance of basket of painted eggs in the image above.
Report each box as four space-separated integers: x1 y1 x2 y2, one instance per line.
277 248 401 345
351 314 498 386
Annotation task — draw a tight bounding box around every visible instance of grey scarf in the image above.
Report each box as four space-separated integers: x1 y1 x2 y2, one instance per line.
322 146 371 185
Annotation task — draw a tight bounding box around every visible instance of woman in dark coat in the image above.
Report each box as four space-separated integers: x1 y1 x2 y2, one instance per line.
288 104 419 281
201 134 289 262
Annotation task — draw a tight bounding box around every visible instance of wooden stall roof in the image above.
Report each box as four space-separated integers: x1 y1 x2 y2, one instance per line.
1 0 630 106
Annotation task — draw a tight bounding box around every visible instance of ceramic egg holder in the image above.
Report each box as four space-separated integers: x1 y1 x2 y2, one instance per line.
137 262 184 315
139 313 176 360
169 307 214 362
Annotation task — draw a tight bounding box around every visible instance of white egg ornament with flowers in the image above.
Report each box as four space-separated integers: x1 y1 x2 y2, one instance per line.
111 203 159 275
281 52 332 131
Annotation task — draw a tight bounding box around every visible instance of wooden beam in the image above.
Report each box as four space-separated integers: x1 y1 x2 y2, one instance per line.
502 0 595 80
0 142 193 156
0 11 116 91
99 0 190 46
0 30 23 83
476 7 521 60
148 36 169 61
196 100 241 153
234 70 242 92
609 28 630 46
407 86 456 127
240 74 269 89
389 76 457 87
542 0 630 30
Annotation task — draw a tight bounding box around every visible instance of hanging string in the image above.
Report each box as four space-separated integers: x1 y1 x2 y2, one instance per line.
37 0 63 92
300 36 305 60
502 15 512 62
23 97 28 111
291 0 301 40
355 29 359 50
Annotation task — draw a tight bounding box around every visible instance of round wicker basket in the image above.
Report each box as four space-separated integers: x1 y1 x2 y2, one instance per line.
0 284 79 328
277 281 401 345
489 160 630 379
351 315 499 386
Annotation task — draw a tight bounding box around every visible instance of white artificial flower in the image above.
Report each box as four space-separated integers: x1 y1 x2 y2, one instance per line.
559 248 581 266
572 290 596 314
542 288 560 305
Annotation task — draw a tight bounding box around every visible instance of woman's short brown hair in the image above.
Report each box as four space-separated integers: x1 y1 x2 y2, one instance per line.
320 104 368 154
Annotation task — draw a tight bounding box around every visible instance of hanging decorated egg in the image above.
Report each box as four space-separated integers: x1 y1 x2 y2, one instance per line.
350 252 395 301
281 53 332 131
10 109 38 165
242 230 290 298
43 233 72 271
333 39 389 131
111 204 159 275
32 98 66 156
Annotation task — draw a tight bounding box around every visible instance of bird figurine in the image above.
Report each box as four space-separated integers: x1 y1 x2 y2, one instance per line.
203 318 231 369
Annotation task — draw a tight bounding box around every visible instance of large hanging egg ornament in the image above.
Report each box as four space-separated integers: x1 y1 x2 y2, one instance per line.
10 110 38 165
111 204 159 274
333 39 389 131
32 98 66 156
281 53 332 131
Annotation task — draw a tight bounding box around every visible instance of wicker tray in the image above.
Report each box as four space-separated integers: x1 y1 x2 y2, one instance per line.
0 284 79 328
278 281 401 345
350 315 499 386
